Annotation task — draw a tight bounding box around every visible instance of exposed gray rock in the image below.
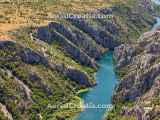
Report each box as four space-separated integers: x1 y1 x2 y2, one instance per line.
146 42 160 54
0 41 49 66
5 69 32 100
19 48 49 66
50 64 93 87
113 63 160 102
37 27 98 68
37 26 53 43
96 18 119 35
113 31 160 103
65 67 92 87
114 44 136 68
138 0 154 12
99 8 113 14
122 105 160 120
0 103 13 120
0 41 93 88
48 22 103 59
67 18 119 49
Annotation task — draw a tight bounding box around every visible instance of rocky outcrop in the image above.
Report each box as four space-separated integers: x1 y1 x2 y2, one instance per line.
0 40 95 119
0 41 49 66
1 0 157 119
121 103 160 120
5 69 32 100
0 41 93 87
65 67 93 87
0 103 13 120
0 40 93 87
48 22 103 59
114 44 137 68
138 0 154 12
112 30 160 120
19 48 49 65
50 64 94 87
96 18 119 35
145 41 160 53
35 0 155 71
37 26 98 68
113 63 160 102
113 31 160 101
67 18 119 49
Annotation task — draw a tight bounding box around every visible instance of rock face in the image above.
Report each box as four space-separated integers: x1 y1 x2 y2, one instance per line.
0 40 95 119
0 103 13 120
0 41 49 66
113 31 160 101
96 18 119 35
37 25 98 69
65 67 92 87
35 0 154 70
19 48 49 65
50 64 94 87
48 22 102 60
113 63 160 102
67 18 119 49
112 31 160 120
0 0 156 119
121 104 160 120
114 44 137 69
0 41 93 87
138 0 154 12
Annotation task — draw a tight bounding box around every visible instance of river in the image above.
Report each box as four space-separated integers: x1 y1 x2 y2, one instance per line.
152 17 160 30
76 1 160 120
152 0 160 30
76 51 118 120
153 0 160 5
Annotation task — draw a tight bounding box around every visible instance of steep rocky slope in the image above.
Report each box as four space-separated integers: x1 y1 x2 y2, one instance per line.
34 0 155 68
0 0 157 120
106 30 160 120
0 40 95 120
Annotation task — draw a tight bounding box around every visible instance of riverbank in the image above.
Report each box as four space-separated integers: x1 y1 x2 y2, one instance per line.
75 52 118 120
105 1 160 119
76 88 90 95
0 0 156 120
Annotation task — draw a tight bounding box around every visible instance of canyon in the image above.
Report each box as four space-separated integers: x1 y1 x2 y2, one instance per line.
0 0 159 120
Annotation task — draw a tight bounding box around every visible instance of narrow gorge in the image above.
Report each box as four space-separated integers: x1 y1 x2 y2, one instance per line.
0 0 159 120
76 51 118 120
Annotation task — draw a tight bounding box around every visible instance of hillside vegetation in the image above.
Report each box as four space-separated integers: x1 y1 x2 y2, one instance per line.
0 0 157 120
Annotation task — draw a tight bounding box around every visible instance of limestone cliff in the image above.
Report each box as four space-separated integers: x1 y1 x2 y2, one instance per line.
0 0 157 119
110 30 160 120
